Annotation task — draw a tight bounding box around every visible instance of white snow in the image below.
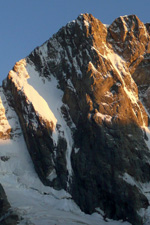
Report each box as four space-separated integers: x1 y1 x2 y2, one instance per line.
112 26 121 33
120 172 150 224
0 94 11 137
0 88 21 140
2 38 145 224
121 173 137 187
8 60 57 131
96 112 112 122
105 49 150 224
40 42 48 59
0 87 131 225
72 57 82 77
76 19 83 30
74 148 80 154
101 102 109 106
8 58 75 180
105 91 113 98
120 126 150 225
47 169 57 182
67 79 76 93
143 121 150 150
91 46 107 59
84 20 89 28
107 52 146 126
89 61 98 73
104 24 110 28
26 60 75 181
121 171 150 225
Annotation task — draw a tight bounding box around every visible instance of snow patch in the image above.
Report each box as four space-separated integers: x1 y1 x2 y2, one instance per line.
107 52 146 126
96 112 112 122
0 88 21 140
47 169 57 182
72 57 82 77
26 62 74 180
91 46 107 59
121 173 137 187
104 24 110 28
67 79 76 93
8 59 57 131
0 88 130 225
74 148 80 154
84 20 89 27
143 126 150 150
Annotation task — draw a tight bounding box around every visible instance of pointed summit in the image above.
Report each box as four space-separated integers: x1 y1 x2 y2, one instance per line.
1 13 150 225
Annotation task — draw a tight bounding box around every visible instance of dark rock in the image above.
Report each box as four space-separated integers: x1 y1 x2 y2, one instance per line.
0 184 19 225
3 13 150 225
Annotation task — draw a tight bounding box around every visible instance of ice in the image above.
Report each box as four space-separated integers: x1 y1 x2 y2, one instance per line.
26 61 74 179
0 34 138 225
0 87 107 225
0 91 131 224
7 55 75 181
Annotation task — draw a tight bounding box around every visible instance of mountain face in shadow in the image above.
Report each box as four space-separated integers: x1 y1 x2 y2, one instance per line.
1 13 150 225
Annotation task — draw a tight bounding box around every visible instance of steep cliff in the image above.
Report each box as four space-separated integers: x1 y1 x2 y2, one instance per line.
1 13 150 225
0 88 20 224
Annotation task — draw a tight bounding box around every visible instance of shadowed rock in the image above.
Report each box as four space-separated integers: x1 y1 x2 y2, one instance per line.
3 13 150 225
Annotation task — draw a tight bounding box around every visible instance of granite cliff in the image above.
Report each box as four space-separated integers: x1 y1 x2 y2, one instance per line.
1 13 150 225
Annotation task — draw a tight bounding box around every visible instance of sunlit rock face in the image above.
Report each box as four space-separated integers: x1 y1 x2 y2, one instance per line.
0 91 11 139
2 13 150 225
108 15 148 66
0 88 19 224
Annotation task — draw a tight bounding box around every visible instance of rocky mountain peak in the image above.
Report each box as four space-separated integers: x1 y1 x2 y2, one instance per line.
1 13 150 225
108 15 149 65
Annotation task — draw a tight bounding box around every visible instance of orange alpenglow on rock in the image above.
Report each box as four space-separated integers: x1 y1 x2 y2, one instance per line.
1 13 150 225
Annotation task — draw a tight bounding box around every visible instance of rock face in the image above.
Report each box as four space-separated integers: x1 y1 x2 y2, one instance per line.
0 184 10 219
0 184 18 225
0 88 20 224
2 13 150 225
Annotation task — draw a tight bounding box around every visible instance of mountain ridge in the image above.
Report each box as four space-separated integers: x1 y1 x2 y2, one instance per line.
1 13 150 224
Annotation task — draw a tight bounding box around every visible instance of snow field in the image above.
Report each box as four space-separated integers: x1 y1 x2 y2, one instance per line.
0 86 130 225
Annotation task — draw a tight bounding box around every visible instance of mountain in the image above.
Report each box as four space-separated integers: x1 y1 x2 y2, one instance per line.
1 13 150 225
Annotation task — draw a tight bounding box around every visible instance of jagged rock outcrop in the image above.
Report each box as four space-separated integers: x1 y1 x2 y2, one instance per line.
108 15 148 67
0 88 20 224
0 184 18 225
2 13 150 225
0 184 10 219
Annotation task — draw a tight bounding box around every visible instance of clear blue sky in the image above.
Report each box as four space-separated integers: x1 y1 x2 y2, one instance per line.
0 0 150 84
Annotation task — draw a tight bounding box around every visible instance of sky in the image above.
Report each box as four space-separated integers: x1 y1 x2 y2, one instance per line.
0 0 150 84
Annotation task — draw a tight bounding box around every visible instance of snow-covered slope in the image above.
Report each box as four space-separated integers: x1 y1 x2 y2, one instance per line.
0 87 130 225
2 13 150 225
